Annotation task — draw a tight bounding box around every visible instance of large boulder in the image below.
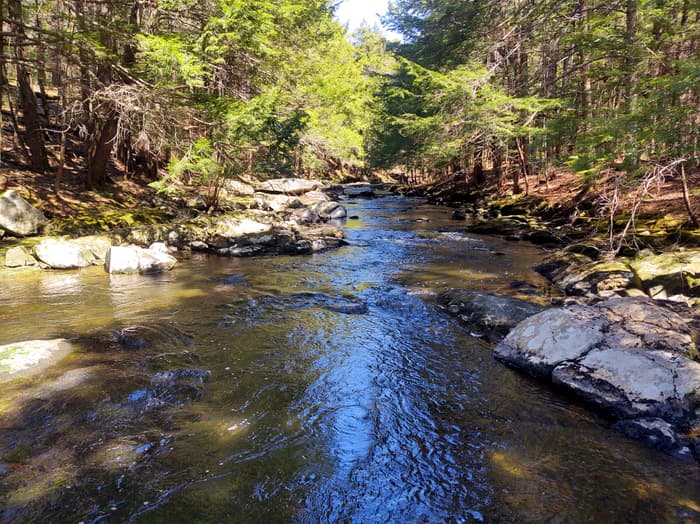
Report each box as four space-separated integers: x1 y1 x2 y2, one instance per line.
104 245 177 274
493 305 607 377
256 178 324 195
438 289 546 342
0 339 72 382
0 190 46 236
34 238 96 269
494 297 700 458
629 249 700 298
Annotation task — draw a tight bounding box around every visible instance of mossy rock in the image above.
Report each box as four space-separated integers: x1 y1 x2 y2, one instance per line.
629 249 700 298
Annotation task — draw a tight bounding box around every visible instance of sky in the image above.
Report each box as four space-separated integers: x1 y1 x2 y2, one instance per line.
334 0 402 41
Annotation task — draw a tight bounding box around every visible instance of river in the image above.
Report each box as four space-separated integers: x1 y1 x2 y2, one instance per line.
1 195 699 523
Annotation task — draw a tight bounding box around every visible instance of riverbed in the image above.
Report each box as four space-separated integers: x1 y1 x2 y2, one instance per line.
1 195 699 522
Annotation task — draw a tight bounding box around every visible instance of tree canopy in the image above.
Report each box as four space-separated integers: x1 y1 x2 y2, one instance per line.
1 0 697 202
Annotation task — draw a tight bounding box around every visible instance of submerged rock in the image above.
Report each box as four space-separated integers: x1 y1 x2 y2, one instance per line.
0 339 72 382
438 289 546 342
494 296 700 458
150 369 211 403
113 323 195 351
0 190 46 236
612 418 693 459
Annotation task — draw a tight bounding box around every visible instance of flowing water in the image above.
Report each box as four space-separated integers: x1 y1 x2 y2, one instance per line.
1 195 699 523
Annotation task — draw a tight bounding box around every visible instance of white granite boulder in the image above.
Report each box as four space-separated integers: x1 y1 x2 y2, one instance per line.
34 238 96 269
104 245 177 274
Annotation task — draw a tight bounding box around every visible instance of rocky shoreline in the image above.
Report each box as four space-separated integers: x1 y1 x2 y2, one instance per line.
0 179 379 274
417 183 700 461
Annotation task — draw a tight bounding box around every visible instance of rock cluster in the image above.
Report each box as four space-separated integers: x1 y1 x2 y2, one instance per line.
494 297 700 459
1 178 359 272
536 247 700 304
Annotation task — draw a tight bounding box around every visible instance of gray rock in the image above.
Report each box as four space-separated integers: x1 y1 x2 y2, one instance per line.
0 190 46 236
299 190 332 206
552 348 683 419
137 249 177 274
71 235 112 261
214 216 272 238
0 339 72 382
536 253 635 297
312 201 347 220
4 246 37 267
105 245 140 273
343 184 375 198
438 289 546 342
34 238 96 269
494 306 607 377
221 179 255 196
292 208 320 225
254 193 303 212
256 178 324 195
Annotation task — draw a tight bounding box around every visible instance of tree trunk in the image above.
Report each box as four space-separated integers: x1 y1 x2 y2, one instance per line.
623 0 638 111
8 0 50 173
492 143 504 188
17 67 50 173
473 149 484 184
87 114 118 187
680 163 699 227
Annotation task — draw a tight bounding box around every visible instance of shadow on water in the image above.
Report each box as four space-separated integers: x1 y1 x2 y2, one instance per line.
0 195 699 522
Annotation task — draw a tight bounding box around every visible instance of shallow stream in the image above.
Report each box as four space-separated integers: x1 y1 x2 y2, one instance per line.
1 195 699 523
